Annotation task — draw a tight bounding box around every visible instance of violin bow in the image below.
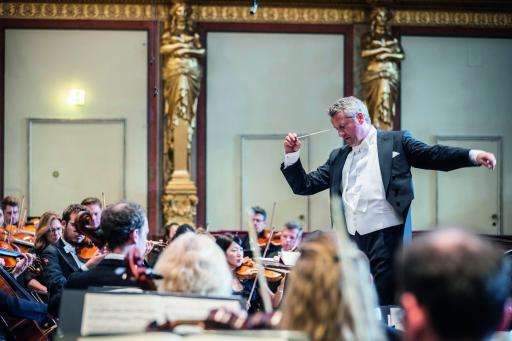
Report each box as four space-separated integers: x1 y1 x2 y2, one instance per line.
17 195 25 232
262 202 277 258
246 208 273 313
101 192 106 208
7 209 14 244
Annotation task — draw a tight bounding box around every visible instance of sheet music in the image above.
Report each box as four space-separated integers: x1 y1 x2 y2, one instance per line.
80 292 242 336
161 295 241 321
81 294 163 336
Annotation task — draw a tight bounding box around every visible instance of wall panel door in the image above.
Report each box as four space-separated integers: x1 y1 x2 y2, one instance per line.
29 119 125 216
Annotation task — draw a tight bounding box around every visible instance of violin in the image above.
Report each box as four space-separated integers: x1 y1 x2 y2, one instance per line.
123 247 162 291
236 257 284 283
0 248 48 275
146 307 281 332
75 211 105 261
257 229 281 248
1 225 35 253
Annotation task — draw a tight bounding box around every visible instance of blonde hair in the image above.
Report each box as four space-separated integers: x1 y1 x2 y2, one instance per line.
280 233 356 341
34 211 60 253
154 233 232 296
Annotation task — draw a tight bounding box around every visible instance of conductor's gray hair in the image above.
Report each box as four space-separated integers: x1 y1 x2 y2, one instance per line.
327 96 371 124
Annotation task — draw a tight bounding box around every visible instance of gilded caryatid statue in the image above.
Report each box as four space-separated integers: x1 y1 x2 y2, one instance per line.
161 1 204 226
361 7 405 131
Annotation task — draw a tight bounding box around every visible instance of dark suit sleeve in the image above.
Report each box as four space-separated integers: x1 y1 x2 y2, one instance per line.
281 151 334 195
0 291 48 322
402 131 475 171
41 245 67 295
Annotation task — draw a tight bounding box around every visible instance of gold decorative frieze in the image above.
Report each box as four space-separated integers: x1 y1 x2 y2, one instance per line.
0 2 167 20
190 5 366 24
393 10 512 27
1 3 511 27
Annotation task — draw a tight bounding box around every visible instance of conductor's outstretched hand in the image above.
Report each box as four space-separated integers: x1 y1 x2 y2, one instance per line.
476 151 497 170
284 133 301 154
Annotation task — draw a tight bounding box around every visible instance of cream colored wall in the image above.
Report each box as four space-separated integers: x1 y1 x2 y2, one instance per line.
5 29 148 215
206 32 344 230
401 36 512 233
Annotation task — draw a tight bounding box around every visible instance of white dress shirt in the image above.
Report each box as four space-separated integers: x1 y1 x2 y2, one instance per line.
61 238 88 270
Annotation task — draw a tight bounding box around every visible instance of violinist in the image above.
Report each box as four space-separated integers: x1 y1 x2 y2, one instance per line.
81 197 102 229
154 233 232 295
18 211 62 296
66 201 148 290
0 255 48 324
267 221 303 258
41 204 106 308
162 221 179 243
1 196 20 227
215 235 285 313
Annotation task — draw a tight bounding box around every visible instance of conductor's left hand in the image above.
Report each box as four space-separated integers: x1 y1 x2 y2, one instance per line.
475 151 496 170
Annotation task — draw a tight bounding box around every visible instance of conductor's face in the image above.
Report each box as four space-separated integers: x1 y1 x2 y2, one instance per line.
331 111 366 147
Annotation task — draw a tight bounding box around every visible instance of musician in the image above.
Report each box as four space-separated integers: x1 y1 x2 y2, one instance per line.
1 196 19 226
251 206 267 237
162 221 179 243
154 233 232 295
268 221 303 258
20 211 62 297
280 232 387 341
170 223 195 242
41 204 106 299
215 235 284 313
81 197 102 229
398 229 510 341
0 255 48 323
66 201 148 289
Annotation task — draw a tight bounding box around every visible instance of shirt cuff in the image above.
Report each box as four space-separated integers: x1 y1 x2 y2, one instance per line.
469 149 483 165
81 264 89 271
284 151 300 168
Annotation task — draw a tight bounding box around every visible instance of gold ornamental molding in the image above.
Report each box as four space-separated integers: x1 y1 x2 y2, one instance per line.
1 3 511 27
393 9 512 27
0 2 167 21
190 5 366 24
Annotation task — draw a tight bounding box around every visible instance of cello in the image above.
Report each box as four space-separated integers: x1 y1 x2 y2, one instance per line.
0 265 57 340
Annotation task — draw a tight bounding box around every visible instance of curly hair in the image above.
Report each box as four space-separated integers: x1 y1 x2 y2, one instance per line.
154 233 232 296
280 233 355 341
34 211 60 253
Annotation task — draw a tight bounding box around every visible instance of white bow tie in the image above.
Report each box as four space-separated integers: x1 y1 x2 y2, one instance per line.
63 244 76 254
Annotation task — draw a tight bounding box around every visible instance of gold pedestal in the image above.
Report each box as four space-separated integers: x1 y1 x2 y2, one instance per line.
162 170 198 226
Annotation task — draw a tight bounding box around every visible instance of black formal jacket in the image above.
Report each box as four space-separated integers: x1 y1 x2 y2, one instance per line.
65 258 138 290
41 239 82 296
281 130 475 240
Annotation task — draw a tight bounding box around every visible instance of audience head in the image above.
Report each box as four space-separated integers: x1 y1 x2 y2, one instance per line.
251 206 267 234
280 221 303 252
61 204 88 245
35 211 62 252
280 232 359 341
171 223 195 242
397 228 511 341
81 197 102 228
154 233 232 296
1 196 20 225
215 234 244 270
100 201 148 255
163 221 179 242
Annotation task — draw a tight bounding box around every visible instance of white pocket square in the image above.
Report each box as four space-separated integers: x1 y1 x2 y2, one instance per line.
392 151 400 158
